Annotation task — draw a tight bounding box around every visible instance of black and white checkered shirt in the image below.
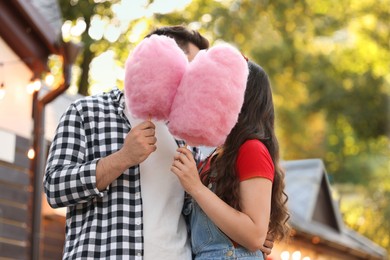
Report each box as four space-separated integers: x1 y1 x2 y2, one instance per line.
44 88 202 259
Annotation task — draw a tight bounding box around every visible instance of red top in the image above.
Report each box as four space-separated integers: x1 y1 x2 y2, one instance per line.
236 139 274 182
199 139 274 183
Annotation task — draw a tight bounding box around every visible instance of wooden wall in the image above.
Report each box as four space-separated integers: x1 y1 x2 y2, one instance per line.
41 215 65 260
0 135 30 259
0 134 65 259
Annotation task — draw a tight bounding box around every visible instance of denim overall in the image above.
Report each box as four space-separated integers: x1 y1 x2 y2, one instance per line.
183 180 264 259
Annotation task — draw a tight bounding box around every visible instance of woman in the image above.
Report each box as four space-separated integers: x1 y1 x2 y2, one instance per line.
171 61 290 259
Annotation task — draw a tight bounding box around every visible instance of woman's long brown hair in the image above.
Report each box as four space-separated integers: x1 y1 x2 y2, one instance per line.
201 61 290 241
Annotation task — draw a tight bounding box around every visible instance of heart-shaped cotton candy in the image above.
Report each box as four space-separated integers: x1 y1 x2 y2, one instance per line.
124 35 188 120
168 44 249 147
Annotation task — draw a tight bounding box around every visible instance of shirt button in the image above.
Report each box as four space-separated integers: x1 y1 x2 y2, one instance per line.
135 219 141 225
135 192 140 199
226 250 233 257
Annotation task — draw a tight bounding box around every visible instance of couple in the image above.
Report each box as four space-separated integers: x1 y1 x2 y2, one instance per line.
44 25 290 259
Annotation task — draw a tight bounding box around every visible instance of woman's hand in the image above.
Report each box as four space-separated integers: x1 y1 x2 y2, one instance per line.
171 147 204 195
260 232 274 258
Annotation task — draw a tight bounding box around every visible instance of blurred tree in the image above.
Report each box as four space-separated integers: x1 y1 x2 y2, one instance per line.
59 0 118 95
156 0 390 254
156 0 389 178
339 181 390 255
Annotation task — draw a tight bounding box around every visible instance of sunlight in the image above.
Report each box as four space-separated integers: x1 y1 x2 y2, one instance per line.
113 0 191 21
128 19 149 43
104 23 121 42
70 18 87 37
62 0 197 94
88 15 106 41
89 50 120 95
61 20 73 41
88 0 192 94
149 0 192 14
112 0 149 23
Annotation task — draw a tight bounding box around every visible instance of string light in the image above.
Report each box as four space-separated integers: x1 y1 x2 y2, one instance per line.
0 57 36 97
0 62 4 100
44 73 55 86
0 82 5 100
281 251 290 260
26 78 42 94
311 236 321 244
281 250 312 260
292 251 302 260
27 147 35 159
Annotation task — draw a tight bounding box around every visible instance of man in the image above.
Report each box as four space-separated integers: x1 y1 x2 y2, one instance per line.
44 25 273 259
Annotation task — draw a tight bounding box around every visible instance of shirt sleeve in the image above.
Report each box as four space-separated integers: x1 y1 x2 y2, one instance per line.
44 103 106 209
236 139 275 182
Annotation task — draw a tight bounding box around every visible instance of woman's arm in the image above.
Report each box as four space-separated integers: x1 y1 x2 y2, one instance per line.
171 147 272 251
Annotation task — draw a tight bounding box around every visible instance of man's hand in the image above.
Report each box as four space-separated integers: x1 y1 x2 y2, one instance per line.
260 233 274 258
96 121 157 191
120 120 157 167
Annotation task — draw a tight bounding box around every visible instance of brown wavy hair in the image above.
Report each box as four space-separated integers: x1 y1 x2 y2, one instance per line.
201 61 290 241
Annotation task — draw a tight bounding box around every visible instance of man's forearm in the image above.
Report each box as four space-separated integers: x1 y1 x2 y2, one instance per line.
96 150 135 191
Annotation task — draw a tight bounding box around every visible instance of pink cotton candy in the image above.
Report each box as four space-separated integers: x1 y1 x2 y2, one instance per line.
168 44 249 147
124 35 188 120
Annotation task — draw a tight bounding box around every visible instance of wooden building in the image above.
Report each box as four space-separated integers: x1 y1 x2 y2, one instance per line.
0 1 80 259
268 159 387 260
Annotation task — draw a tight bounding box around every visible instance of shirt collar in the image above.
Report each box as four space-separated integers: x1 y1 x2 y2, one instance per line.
110 87 123 106
109 88 130 127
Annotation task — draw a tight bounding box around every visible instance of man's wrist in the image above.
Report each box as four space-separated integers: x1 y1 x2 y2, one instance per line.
111 149 135 171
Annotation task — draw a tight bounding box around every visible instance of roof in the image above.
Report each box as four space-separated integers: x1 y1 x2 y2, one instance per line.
30 0 63 37
282 159 387 259
0 0 63 74
283 159 344 231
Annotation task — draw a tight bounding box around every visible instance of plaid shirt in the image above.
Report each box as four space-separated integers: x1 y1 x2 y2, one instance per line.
44 88 202 259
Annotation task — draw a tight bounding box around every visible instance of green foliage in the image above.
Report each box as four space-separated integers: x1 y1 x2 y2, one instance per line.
157 0 390 254
59 0 119 95
339 182 390 256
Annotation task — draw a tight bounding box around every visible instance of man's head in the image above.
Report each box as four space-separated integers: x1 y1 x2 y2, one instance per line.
146 25 209 61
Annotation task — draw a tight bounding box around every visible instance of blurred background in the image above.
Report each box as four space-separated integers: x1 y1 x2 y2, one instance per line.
60 0 390 252
0 0 388 259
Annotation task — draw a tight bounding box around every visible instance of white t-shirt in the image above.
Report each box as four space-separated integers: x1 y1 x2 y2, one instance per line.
123 102 191 260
